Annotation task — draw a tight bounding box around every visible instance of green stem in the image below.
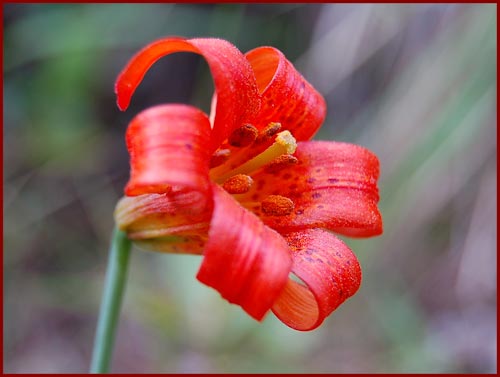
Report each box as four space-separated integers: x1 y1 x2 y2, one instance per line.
90 227 132 373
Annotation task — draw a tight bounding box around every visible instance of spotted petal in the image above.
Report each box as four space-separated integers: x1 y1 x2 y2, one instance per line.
239 141 382 237
246 46 326 141
197 184 292 320
272 229 361 331
212 47 327 175
115 37 261 151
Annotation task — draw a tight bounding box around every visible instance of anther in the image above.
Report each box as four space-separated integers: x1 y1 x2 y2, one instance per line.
256 122 282 144
264 154 299 173
228 124 258 147
261 195 294 216
210 149 231 168
222 174 254 194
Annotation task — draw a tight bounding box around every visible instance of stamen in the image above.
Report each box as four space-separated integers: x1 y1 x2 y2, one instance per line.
255 122 282 144
222 174 253 194
210 149 231 168
264 154 298 173
261 195 294 216
228 124 258 147
213 130 297 183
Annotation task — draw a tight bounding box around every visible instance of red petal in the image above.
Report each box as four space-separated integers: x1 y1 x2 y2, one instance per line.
196 184 292 321
246 47 326 141
124 104 211 196
272 229 361 331
211 47 326 173
240 141 383 237
114 189 213 255
115 37 261 151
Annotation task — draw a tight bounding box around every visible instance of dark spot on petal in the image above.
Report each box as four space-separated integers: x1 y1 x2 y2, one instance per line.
307 177 316 184
312 192 322 199
185 143 193 150
296 209 304 215
328 178 339 184
318 205 324 209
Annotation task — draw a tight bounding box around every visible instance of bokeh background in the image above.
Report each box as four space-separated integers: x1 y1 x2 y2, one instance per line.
3 3 497 373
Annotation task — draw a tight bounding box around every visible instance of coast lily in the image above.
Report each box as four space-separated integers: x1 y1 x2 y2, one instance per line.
114 37 382 331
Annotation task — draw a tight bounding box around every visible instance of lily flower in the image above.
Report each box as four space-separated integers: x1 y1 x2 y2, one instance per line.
114 37 382 331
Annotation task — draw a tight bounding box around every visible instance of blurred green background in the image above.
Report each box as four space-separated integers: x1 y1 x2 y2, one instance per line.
3 3 496 373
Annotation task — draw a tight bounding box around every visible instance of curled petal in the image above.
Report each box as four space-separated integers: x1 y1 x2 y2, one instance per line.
240 141 382 237
115 37 261 151
246 47 326 141
272 229 361 331
125 104 211 196
114 189 213 255
197 184 292 321
213 47 327 173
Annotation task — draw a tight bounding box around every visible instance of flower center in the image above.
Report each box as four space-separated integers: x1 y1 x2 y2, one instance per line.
211 129 297 183
210 123 298 216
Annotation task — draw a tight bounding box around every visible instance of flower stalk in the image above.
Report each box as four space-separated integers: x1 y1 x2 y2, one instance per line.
90 227 132 374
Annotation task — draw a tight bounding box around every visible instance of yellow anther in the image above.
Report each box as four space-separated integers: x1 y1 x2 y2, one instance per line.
222 174 254 194
261 195 294 216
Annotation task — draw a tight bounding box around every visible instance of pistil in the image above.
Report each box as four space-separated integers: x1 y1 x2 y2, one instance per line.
211 130 297 183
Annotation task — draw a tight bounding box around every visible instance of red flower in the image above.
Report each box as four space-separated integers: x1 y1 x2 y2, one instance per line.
114 37 382 331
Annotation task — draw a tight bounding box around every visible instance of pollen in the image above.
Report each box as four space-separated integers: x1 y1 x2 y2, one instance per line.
256 122 282 143
222 174 254 194
264 154 298 173
261 195 294 216
228 124 259 147
210 149 231 168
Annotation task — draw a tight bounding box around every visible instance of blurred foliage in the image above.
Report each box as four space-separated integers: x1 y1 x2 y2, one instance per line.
3 3 496 373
